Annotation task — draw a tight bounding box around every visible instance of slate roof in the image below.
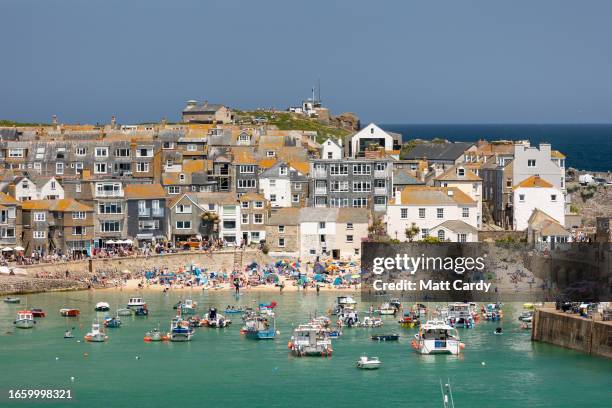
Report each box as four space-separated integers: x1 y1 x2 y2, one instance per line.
403 142 474 162
431 220 478 234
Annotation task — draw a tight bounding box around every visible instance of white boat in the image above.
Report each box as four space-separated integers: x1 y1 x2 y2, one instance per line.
356 355 381 369
337 295 357 306
203 308 231 328
378 303 397 315
127 297 146 309
338 309 360 326
84 321 108 342
412 320 463 355
169 316 193 342
95 302 110 312
14 310 35 329
356 315 383 328
288 324 333 357
446 303 476 328
117 308 133 316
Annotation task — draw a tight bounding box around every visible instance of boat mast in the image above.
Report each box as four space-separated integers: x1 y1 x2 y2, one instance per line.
440 378 455 408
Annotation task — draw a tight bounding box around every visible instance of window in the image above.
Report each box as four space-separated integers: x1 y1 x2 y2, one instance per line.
34 212 46 222
1 227 15 238
330 164 349 175
459 233 467 243
223 220 236 230
527 159 536 167
98 202 122 214
330 180 349 192
95 147 109 157
56 162 64 174
242 214 249 224
353 164 371 175
327 152 333 159
550 194 557 202
75 147 87 156
419 208 425 218
115 148 130 157
73 212 86 219
462 207 469 218
136 162 149 172
437 230 445 240
101 220 121 232
162 142 174 149
347 223 353 230
208 204 215 211
186 144 197 152
168 186 180 195
437 208 444 219
293 183 302 190
50 181 56 190
506 178 512 188
8 149 24 158
401 208 408 219
519 194 525 202
278 238 285 247
352 197 368 208
319 222 326 229
136 148 153 157
270 194 277 202
269 179 276 187
346 235 354 243
457 168 465 176
353 181 371 192
238 179 256 189
421 228 429 239
254 201 263 209
375 162 387 171
320 234 326 243
138 220 159 230
94 162 107 174
241 201 249 208
176 204 192 214
72 226 86 235
76 184 82 193
240 165 255 173
254 214 263 224
176 221 191 229
374 179 386 188
266 151 275 157
278 225 285 233
279 166 288 176
292 194 299 203
33 231 46 239
354 248 360 255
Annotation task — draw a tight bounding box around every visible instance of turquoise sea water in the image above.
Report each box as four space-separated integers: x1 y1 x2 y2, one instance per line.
1 290 611 408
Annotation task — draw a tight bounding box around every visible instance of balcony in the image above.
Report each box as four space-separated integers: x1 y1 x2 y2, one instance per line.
313 170 327 178
138 208 151 217
315 187 327 195
374 204 387 212
374 187 387 195
152 208 164 217
374 169 389 178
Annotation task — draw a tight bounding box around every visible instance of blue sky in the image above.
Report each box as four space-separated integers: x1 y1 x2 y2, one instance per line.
2 0 611 124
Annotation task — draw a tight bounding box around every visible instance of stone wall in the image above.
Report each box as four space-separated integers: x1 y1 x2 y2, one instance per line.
532 308 612 358
0 249 278 295
478 230 527 242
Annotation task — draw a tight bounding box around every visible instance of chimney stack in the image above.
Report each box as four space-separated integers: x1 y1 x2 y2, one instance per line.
111 116 117 128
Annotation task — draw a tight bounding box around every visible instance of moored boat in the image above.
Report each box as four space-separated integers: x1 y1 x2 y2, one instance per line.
169 315 194 342
288 324 333 357
134 306 149 316
202 308 231 328
144 325 168 342
356 355 381 369
225 306 244 314
14 310 35 329
355 315 382 328
4 297 21 304
243 315 276 340
95 302 110 312
180 299 197 315
398 311 420 328
31 308 46 318
371 333 399 341
84 321 108 342
104 315 122 328
127 297 146 309
411 320 464 355
447 303 476 328
60 308 80 317
117 308 133 316
378 303 398 315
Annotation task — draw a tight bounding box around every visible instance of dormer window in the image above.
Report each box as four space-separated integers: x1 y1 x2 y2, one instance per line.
279 166 288 176
266 151 275 157
457 167 465 177
179 174 186 182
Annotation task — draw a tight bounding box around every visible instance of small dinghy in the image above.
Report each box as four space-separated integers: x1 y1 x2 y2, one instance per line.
104 316 122 328
84 321 108 342
4 297 21 304
493 327 503 335
134 306 149 316
225 306 244 314
356 355 381 369
64 330 74 339
144 326 168 342
95 302 110 312
31 308 46 318
60 308 80 317
117 308 133 316
371 334 399 341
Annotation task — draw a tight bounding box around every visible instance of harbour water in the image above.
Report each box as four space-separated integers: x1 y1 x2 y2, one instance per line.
382 123 612 172
1 290 611 408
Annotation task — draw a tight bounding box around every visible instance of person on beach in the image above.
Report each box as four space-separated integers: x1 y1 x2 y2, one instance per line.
233 277 240 294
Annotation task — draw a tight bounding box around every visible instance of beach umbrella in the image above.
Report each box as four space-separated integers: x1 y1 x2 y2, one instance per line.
351 274 361 279
266 273 279 283
298 276 308 285
14 246 25 251
0 266 10 275
313 274 325 282
313 263 325 274
106 240 116 244
333 277 343 285
2 247 13 251
124 239 134 245
122 269 131 275
11 268 27 276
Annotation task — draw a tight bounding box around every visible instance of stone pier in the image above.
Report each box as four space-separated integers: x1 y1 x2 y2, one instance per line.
532 308 612 358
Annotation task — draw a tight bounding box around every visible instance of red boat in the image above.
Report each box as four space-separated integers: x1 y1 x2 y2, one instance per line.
31 308 46 318
60 308 80 317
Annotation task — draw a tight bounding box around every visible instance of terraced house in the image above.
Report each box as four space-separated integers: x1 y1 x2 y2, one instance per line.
0 193 21 248
238 192 269 244
21 198 94 256
124 184 169 246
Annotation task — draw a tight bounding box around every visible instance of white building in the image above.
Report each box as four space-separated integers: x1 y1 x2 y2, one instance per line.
299 207 369 261
12 176 64 201
433 165 482 228
512 176 564 231
385 186 478 242
258 161 308 208
321 138 343 160
512 142 565 191
346 123 397 158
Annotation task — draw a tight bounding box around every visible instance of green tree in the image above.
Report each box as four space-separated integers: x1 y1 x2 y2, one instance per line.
405 223 420 242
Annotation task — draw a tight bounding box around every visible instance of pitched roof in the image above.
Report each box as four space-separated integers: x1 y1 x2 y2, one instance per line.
337 208 370 223
513 175 553 189
392 171 424 186
124 184 166 199
528 209 569 236
431 220 478 234
22 199 92 212
551 150 566 159
392 186 476 206
403 142 474 161
0 192 21 206
267 208 300 225
435 165 481 182
239 192 265 202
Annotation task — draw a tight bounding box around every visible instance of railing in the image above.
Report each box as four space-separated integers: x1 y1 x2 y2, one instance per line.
374 170 389 178
138 209 151 217
315 187 327 194
313 170 327 178
152 208 164 217
374 187 387 195
373 204 387 212
95 190 124 197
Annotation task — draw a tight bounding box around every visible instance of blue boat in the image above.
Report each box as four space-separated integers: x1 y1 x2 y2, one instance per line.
225 306 244 314
135 306 149 316
104 316 122 328
169 315 194 342
243 316 276 340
